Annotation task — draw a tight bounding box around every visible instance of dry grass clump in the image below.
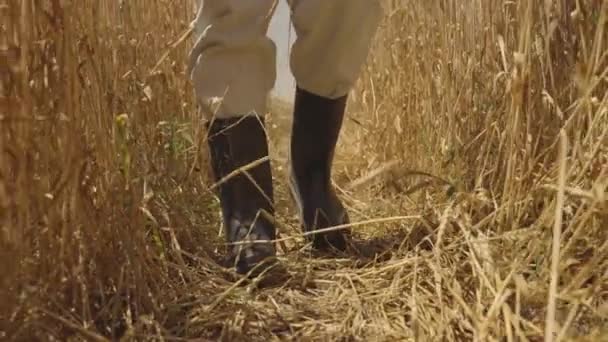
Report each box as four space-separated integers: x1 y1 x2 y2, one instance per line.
1 0 607 341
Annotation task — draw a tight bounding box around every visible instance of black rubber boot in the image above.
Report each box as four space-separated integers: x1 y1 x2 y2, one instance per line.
289 87 351 252
207 116 276 275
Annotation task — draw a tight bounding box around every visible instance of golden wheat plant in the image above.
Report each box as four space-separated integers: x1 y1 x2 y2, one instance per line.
1 0 607 341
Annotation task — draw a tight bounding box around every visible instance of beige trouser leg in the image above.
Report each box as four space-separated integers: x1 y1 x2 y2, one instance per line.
188 0 277 119
288 0 382 99
189 0 382 119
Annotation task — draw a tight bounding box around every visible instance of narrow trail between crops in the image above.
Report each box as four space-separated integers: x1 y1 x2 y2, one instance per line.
166 102 443 341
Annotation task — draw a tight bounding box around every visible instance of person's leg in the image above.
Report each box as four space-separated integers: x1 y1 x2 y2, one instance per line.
288 0 383 251
189 0 278 274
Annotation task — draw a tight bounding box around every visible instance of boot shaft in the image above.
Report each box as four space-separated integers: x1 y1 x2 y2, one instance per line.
207 116 275 242
290 88 350 251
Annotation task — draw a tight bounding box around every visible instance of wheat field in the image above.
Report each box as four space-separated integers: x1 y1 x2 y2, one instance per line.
1 0 607 341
